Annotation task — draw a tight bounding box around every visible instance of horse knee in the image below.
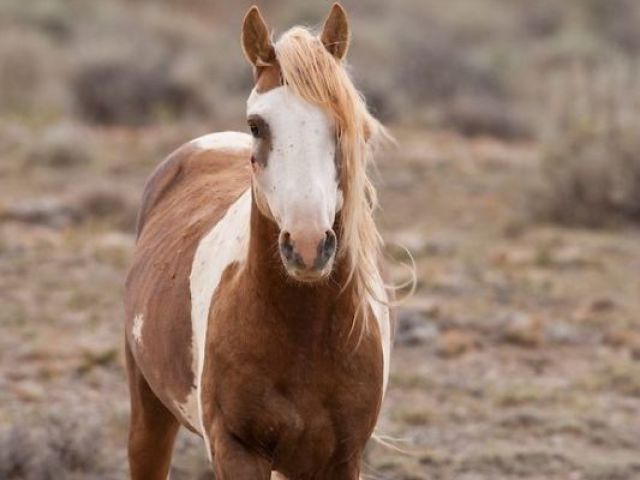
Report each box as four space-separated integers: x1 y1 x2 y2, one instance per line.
211 427 271 480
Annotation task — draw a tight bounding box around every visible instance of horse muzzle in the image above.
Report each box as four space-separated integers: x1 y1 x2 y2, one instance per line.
278 228 337 281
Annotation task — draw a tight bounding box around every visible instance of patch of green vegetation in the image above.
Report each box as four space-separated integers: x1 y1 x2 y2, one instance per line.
65 289 99 312
390 373 436 391
491 382 563 408
77 348 118 376
391 407 435 426
575 357 640 397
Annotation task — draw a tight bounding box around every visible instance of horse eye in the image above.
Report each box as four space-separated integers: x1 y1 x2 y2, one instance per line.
249 123 260 138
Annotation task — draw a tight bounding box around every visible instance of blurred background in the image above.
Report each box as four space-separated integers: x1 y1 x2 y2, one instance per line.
1 0 639 478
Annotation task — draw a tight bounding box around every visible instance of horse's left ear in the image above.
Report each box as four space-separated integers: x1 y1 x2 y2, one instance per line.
320 3 350 61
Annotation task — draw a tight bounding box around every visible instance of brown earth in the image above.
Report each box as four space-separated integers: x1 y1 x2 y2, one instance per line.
1 127 639 479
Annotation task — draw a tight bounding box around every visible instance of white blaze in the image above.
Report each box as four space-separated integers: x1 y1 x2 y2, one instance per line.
247 86 340 234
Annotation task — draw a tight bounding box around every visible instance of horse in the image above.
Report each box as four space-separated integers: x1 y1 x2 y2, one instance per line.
124 4 394 479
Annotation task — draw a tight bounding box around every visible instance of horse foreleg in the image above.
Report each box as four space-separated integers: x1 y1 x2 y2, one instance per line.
329 461 362 480
126 340 180 480
209 426 271 480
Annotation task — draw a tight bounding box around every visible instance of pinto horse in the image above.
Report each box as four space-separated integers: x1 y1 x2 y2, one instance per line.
124 4 394 479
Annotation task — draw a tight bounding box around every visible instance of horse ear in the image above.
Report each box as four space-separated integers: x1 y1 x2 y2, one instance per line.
242 6 275 67
320 3 350 60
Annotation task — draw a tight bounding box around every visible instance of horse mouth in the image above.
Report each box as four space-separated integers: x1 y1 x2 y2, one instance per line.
283 262 334 283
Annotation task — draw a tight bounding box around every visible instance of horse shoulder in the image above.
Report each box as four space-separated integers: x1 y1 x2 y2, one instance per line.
136 131 253 239
125 132 252 432
136 142 194 239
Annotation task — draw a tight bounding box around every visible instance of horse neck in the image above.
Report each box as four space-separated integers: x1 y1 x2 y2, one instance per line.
245 191 352 330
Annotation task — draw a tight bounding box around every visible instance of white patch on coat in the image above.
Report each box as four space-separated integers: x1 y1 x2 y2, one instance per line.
189 188 252 460
132 314 144 345
247 86 340 235
368 275 391 395
190 131 252 153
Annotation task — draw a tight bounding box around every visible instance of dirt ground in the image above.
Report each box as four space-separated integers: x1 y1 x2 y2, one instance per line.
1 127 639 479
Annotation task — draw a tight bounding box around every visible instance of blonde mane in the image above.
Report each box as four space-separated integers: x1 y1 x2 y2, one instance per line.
274 27 392 334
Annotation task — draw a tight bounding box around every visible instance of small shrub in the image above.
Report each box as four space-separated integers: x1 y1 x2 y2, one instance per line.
531 64 640 226
354 8 527 138
71 42 209 126
0 28 63 114
0 427 33 479
518 0 566 38
3 197 80 228
27 123 94 168
584 0 640 54
444 95 530 139
76 186 138 230
396 32 503 105
0 413 119 480
0 0 75 42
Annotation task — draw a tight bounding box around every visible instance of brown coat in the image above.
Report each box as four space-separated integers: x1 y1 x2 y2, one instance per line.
125 139 385 479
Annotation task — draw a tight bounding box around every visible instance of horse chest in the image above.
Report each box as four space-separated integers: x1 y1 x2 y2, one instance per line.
204 312 383 472
198 260 385 473
214 354 380 471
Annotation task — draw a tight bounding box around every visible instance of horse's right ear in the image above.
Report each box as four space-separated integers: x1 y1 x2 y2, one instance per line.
242 6 275 67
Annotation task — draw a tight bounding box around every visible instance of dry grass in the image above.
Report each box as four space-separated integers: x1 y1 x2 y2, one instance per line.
0 414 117 480
26 123 94 168
531 63 640 226
2 2 640 480
0 27 66 117
2 0 639 137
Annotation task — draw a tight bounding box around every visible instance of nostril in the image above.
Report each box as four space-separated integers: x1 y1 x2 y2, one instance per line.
324 230 336 255
280 231 294 261
314 230 337 269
